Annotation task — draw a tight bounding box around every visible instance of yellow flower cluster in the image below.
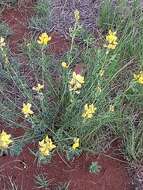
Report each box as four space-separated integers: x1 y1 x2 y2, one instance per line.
0 130 13 150
72 138 80 150
32 83 44 93
37 32 52 46
0 37 9 64
134 71 143 85
104 30 118 49
74 9 80 22
22 103 34 118
69 72 84 94
109 105 115 112
0 37 6 48
82 103 96 119
39 135 56 156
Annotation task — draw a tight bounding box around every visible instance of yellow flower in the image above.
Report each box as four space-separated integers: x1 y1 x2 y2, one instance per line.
72 138 80 150
32 83 44 93
134 71 143 85
106 30 117 44
104 30 118 49
0 37 6 48
74 9 80 22
0 130 13 150
39 135 56 157
82 103 96 119
73 72 84 84
69 72 84 93
61 62 69 69
37 32 52 45
22 103 33 118
109 105 115 112
105 42 118 49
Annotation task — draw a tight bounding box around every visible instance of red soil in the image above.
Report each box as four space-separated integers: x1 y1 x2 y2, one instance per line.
1 1 69 56
0 1 132 190
1 0 34 54
49 32 69 55
0 143 131 190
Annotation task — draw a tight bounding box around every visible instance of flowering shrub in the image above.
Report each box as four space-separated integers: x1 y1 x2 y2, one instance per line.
0 0 143 167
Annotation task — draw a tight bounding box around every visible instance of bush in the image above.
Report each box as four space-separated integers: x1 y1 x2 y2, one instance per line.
0 0 143 167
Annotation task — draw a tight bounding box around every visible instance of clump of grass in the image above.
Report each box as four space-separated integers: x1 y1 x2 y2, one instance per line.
89 162 102 174
34 173 51 189
123 127 143 162
98 0 143 164
0 0 143 179
99 0 143 60
29 0 52 31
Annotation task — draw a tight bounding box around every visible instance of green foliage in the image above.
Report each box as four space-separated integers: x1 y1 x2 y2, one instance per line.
89 161 102 174
9 139 24 156
29 0 52 31
35 0 50 16
97 0 143 163
35 173 50 189
0 0 143 167
98 0 143 60
65 147 82 161
0 0 17 9
123 126 143 162
0 21 12 37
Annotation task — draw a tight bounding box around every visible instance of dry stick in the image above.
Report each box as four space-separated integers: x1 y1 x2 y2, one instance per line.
0 160 27 170
57 150 72 168
107 59 134 86
102 153 129 164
